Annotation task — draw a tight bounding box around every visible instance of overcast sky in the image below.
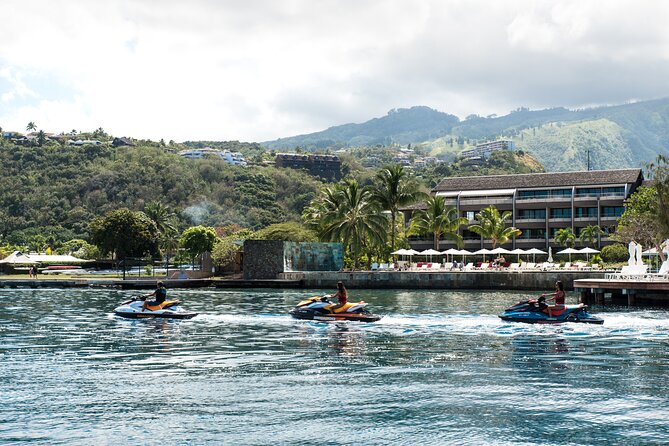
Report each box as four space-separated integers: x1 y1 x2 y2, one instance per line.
1 0 669 142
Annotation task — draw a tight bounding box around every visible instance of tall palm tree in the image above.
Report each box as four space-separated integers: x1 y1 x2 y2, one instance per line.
144 201 177 235
469 206 521 248
26 122 37 132
555 227 576 248
36 130 47 147
318 179 388 269
579 225 603 247
408 195 467 250
372 164 426 254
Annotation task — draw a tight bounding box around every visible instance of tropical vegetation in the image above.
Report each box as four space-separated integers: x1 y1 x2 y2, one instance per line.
468 206 521 249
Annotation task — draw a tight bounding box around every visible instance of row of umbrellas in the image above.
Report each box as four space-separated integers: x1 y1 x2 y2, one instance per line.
392 247 601 263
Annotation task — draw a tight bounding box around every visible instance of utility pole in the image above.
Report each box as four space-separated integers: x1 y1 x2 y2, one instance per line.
587 150 591 171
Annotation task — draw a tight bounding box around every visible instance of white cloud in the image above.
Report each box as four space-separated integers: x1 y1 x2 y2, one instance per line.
0 0 668 141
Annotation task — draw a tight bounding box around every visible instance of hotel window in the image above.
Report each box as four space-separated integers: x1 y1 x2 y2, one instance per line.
602 186 625 196
518 190 549 199
518 228 546 239
550 189 572 198
601 206 624 217
576 187 601 197
550 208 572 218
517 209 546 220
463 211 476 221
575 207 598 218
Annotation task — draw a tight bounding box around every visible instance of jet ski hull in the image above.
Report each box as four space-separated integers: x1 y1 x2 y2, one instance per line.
290 307 381 323
289 296 382 322
113 299 198 320
499 300 603 325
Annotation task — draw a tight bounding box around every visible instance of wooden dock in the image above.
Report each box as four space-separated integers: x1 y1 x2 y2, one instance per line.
574 278 669 305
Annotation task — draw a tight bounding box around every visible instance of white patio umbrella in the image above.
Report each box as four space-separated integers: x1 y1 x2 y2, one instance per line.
420 249 442 263
406 249 420 264
474 248 493 262
578 247 600 262
636 243 644 267
454 249 473 263
547 247 554 263
510 248 527 262
490 247 513 255
391 249 409 256
526 247 548 263
556 247 580 262
442 248 461 263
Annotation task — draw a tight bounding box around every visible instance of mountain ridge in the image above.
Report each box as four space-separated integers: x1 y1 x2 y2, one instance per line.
263 97 669 171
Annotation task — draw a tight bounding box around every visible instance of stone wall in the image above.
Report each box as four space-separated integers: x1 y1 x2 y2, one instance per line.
243 240 285 280
279 270 608 291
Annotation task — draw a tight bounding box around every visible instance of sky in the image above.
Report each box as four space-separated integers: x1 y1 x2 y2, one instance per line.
1 0 669 143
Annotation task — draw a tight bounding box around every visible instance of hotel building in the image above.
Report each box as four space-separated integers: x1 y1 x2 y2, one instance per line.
403 168 643 251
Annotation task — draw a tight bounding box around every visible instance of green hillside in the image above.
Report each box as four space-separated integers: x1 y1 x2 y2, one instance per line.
262 98 669 171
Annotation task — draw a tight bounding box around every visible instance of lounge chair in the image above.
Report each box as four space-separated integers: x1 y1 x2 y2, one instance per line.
508 263 520 271
463 262 475 271
521 262 535 270
371 262 379 271
605 265 649 280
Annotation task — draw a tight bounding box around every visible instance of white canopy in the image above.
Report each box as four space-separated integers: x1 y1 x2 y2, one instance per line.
510 248 527 254
0 251 37 264
490 247 513 255
474 248 494 255
525 248 548 254
578 247 600 254
0 251 90 265
405 249 421 256
556 248 580 254
420 249 442 256
391 249 410 255
442 248 461 255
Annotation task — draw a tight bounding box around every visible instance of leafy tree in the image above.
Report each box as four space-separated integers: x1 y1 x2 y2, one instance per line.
601 244 629 263
613 185 666 260
180 225 217 267
253 222 317 242
408 196 467 250
468 206 521 248
555 228 576 248
90 208 159 260
144 201 177 235
317 179 388 269
645 155 669 243
372 164 426 254
579 225 603 247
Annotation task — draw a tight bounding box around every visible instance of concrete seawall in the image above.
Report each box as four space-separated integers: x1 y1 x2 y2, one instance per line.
279 270 608 291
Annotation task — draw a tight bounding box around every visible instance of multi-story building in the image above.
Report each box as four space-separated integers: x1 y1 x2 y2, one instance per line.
402 168 643 251
178 148 247 166
461 139 515 159
275 153 341 181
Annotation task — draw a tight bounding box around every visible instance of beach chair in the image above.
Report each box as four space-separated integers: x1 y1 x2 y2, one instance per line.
463 262 475 271
605 265 648 280
478 262 490 270
508 263 520 271
650 261 669 280
371 262 379 271
378 263 388 270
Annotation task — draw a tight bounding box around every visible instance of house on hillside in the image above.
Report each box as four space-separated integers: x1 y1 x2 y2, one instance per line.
275 153 341 181
112 137 135 147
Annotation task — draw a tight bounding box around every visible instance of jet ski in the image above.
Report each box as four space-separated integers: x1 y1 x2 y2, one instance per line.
289 295 382 322
114 297 198 319
499 299 603 324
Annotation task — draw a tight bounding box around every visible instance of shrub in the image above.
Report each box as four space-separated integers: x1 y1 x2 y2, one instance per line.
601 244 628 262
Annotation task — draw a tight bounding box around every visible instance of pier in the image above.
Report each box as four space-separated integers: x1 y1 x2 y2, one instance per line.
574 278 669 306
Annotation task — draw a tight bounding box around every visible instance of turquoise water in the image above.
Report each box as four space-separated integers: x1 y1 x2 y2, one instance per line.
1 288 669 445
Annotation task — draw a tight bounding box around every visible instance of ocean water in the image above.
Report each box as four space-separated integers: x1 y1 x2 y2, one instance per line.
1 288 668 445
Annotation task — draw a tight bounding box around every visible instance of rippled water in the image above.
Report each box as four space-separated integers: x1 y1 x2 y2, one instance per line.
1 288 669 445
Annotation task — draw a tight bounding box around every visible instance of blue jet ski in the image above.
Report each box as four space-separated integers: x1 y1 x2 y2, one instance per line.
499 299 603 324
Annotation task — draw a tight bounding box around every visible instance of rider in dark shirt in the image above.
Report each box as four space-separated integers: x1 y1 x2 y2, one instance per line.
141 282 167 311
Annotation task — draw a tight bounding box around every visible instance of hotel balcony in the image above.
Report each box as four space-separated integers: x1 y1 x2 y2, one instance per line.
574 216 598 223
514 218 545 224
548 217 572 223
516 195 571 203
459 197 512 206
600 215 621 222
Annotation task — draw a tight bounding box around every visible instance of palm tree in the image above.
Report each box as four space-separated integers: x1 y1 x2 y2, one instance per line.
144 201 177 235
408 195 467 250
555 227 576 248
36 130 47 147
372 164 426 254
26 122 37 132
468 206 521 248
318 179 388 269
579 225 603 247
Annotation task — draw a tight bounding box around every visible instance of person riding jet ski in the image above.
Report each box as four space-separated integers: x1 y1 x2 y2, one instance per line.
541 281 566 317
289 281 381 322
141 281 167 312
329 281 348 313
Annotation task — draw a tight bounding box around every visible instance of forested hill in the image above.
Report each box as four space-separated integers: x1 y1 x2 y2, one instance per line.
263 97 669 171
265 106 460 150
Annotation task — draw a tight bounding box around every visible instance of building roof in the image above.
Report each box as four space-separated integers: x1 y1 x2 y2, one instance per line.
432 168 643 193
